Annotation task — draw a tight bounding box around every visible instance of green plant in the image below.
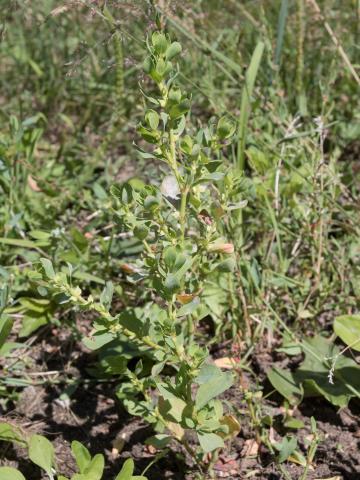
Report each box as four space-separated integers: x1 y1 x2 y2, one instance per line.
238 388 320 480
268 334 360 407
37 23 249 475
0 423 148 480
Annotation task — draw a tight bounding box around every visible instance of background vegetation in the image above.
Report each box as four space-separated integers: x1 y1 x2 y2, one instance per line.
0 1 359 479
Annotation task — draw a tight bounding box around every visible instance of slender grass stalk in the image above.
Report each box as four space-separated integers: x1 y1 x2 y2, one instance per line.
236 42 264 173
275 0 289 67
296 0 307 115
235 42 264 246
264 195 284 271
113 29 125 122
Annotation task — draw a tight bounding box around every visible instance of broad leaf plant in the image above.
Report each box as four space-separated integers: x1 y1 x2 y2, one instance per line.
39 26 245 472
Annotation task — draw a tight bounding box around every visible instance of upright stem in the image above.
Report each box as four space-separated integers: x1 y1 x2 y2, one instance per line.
296 0 306 113
180 187 188 244
168 128 187 244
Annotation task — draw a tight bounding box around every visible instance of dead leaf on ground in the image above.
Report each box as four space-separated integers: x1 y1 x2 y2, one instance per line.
144 444 157 455
241 438 259 457
213 455 239 476
268 426 276 444
219 414 241 438
214 357 237 369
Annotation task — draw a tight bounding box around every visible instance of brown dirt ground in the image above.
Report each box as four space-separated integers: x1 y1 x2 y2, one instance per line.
1 319 360 480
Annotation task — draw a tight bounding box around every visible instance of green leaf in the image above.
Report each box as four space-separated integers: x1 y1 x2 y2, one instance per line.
0 286 9 311
19 315 48 338
71 440 91 473
18 297 50 312
0 467 26 480
288 449 307 467
277 435 297 463
195 367 233 409
283 417 304 429
217 258 236 273
174 256 193 279
158 395 186 423
217 116 236 140
40 258 55 279
0 423 24 444
246 146 270 174
110 183 133 204
165 41 182 60
197 432 224 453
145 434 172 449
137 125 160 144
168 87 182 104
0 341 23 356
295 336 360 407
82 332 114 351
236 41 264 171
164 274 181 294
275 0 289 66
169 99 190 120
0 237 43 249
28 230 51 240
85 453 104 479
267 367 303 405
143 55 154 74
0 315 13 349
115 458 134 480
151 32 168 54
196 364 220 384
72 454 104 480
334 315 360 352
157 384 187 423
276 333 302 356
28 434 54 475
72 271 105 285
100 282 114 309
145 110 159 130
144 195 160 210
134 224 149 241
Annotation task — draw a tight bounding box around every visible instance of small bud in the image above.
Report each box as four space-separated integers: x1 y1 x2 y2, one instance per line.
120 263 137 274
208 243 235 254
176 293 195 304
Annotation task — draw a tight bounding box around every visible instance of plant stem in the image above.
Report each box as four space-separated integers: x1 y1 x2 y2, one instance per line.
180 186 188 244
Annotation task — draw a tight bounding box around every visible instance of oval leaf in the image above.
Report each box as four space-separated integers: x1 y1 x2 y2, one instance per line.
29 434 54 475
71 440 91 473
0 467 26 480
115 458 134 480
334 315 360 352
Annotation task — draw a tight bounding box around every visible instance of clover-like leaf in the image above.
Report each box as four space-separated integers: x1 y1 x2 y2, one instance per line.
334 315 360 352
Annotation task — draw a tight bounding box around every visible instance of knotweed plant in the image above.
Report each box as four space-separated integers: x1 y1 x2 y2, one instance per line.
40 27 244 473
